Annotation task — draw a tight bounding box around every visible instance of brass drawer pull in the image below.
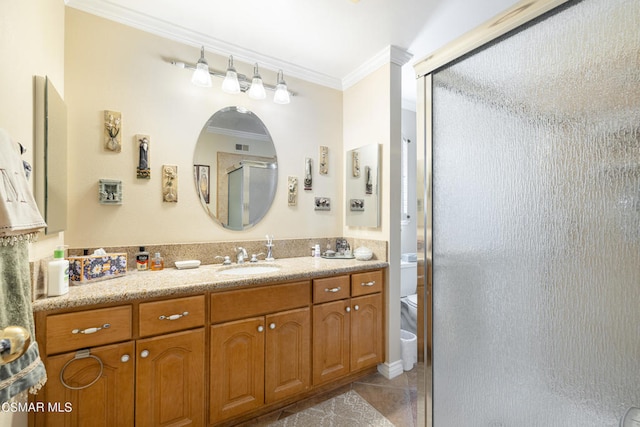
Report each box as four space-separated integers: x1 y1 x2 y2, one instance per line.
361 281 376 287
158 311 189 321
325 287 341 293
72 324 110 335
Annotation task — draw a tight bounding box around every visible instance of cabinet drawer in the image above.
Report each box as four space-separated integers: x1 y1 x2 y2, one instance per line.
351 270 383 297
45 306 132 355
313 276 350 303
211 281 310 323
139 295 205 337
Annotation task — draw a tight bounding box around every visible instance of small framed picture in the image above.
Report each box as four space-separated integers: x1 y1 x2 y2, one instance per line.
195 164 210 204
98 179 122 204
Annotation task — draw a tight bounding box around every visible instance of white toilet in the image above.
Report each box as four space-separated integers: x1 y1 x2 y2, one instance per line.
400 255 418 370
400 257 418 334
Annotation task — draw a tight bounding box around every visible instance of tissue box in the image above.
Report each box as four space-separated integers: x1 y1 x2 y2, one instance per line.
68 253 127 283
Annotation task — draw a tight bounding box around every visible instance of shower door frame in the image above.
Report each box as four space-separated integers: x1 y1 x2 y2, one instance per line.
414 0 571 425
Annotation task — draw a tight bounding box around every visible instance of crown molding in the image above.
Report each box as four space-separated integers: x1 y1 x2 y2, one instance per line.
65 0 343 90
342 45 413 90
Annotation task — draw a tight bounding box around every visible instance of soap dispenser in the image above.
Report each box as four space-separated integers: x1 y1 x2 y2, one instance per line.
48 246 69 297
150 252 164 271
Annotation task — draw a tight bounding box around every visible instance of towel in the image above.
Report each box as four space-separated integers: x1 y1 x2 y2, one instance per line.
0 128 47 243
0 128 47 403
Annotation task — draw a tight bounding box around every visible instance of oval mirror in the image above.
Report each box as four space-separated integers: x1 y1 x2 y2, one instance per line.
193 106 277 230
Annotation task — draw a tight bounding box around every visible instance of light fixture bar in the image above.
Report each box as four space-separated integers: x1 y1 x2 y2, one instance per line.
170 60 296 97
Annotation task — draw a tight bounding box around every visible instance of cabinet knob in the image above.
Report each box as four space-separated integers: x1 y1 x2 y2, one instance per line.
269 323 276 330
140 350 149 358
361 280 376 287
257 326 264 332
325 287 341 293
354 305 359 311
121 354 130 363
345 307 351 312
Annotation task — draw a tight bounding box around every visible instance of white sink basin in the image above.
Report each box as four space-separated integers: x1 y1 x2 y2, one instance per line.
218 265 281 276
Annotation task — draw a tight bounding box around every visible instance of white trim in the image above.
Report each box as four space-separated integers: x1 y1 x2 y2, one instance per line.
377 360 404 380
342 45 413 90
65 0 343 90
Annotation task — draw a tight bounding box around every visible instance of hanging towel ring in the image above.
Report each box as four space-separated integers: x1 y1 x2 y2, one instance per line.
59 349 104 390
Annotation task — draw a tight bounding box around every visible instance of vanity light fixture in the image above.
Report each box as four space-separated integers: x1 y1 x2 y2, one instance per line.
170 47 295 103
273 70 290 105
248 63 266 100
221 55 241 94
191 46 212 87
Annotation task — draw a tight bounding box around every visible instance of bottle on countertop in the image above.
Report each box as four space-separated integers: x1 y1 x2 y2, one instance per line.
136 246 150 271
150 252 164 271
48 246 69 297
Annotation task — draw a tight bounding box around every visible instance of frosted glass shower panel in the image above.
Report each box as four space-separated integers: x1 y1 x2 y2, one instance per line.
431 0 640 425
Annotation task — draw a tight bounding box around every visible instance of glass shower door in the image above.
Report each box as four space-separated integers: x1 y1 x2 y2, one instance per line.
429 0 640 425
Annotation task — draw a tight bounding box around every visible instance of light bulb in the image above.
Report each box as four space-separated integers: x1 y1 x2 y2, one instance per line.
222 55 240 94
191 46 212 87
248 63 266 100
273 70 290 104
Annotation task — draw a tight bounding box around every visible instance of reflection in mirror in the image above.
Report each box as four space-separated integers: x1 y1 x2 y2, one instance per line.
345 143 380 227
34 76 68 234
193 107 277 230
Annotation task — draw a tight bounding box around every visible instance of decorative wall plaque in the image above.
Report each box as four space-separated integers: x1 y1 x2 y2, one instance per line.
304 158 313 191
162 165 178 203
98 179 122 204
104 110 122 152
288 176 298 206
314 197 331 211
319 146 328 175
136 134 150 179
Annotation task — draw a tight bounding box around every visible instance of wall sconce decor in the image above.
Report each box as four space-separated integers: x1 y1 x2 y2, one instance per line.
104 110 121 152
315 197 331 211
288 176 298 206
319 146 328 175
350 199 365 211
304 158 313 191
171 47 295 104
162 165 178 203
136 134 150 179
98 179 122 204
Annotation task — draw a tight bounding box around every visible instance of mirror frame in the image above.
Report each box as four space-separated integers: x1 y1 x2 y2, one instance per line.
34 75 68 234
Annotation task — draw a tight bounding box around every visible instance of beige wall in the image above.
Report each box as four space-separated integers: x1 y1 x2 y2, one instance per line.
64 9 344 248
0 2 65 426
0 0 66 263
343 63 404 367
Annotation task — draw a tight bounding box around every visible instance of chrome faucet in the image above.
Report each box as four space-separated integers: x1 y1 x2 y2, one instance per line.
235 247 248 264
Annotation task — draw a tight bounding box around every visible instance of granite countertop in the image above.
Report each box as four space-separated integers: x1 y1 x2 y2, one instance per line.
33 257 388 312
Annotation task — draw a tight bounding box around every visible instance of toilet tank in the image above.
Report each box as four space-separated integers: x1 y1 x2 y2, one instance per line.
400 259 417 297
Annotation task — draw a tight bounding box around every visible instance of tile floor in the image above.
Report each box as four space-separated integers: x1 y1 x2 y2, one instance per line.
242 366 420 427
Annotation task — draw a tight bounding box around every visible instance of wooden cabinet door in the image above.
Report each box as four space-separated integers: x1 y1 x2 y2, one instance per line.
312 299 350 385
210 317 265 424
43 341 135 427
265 307 311 403
136 328 205 427
350 293 383 372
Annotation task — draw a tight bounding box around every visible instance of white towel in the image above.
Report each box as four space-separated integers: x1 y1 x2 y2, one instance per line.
0 128 46 242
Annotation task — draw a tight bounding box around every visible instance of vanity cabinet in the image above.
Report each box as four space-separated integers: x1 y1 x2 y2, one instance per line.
312 270 384 385
33 266 385 427
42 341 135 426
35 295 205 427
209 281 311 424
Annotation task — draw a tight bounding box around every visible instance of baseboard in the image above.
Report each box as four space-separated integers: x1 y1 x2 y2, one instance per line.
377 360 404 379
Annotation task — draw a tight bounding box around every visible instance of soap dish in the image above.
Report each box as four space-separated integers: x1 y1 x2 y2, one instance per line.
175 260 201 270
